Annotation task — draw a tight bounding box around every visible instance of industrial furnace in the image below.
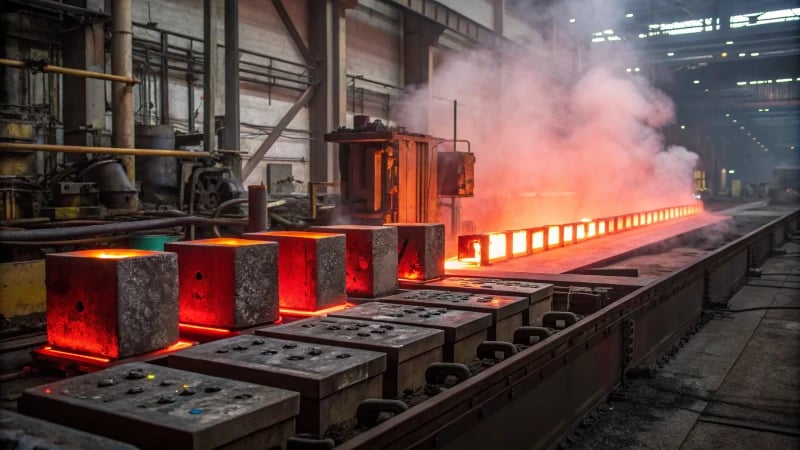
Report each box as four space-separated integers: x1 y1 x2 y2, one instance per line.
324 118 475 226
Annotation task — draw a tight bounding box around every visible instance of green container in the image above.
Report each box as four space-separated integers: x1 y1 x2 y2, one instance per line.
128 234 181 251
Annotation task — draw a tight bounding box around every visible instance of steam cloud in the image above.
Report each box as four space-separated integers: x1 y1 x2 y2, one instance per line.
397 4 699 234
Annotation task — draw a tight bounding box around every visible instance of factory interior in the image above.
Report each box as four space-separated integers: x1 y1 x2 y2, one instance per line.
0 0 799 448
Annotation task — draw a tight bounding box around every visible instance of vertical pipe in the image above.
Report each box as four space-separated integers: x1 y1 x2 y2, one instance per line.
224 0 240 153
160 32 169 124
247 184 268 232
203 0 217 153
451 99 460 238
187 49 195 133
111 0 136 207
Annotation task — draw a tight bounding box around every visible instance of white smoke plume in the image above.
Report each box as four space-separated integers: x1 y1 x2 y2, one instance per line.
397 2 699 234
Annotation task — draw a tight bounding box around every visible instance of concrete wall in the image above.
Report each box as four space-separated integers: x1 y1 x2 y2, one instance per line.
126 0 533 187
437 0 494 30
345 0 402 125
131 0 311 187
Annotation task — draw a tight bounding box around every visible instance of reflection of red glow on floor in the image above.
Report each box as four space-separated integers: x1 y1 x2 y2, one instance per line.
179 323 233 336
37 340 195 367
445 257 476 270
399 271 422 280
159 340 194 353
39 346 111 363
280 303 349 317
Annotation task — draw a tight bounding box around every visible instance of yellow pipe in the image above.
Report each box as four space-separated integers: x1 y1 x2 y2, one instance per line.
0 58 140 84
0 142 212 159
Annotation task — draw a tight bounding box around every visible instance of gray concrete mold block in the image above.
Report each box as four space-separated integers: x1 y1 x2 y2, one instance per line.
0 410 140 450
329 301 492 364
169 335 386 434
18 362 299 450
256 317 444 398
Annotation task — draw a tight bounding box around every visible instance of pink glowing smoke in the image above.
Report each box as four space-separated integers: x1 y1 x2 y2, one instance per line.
397 12 699 234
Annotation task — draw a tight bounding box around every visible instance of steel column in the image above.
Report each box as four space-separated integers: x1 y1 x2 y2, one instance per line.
160 33 170 124
111 0 136 207
203 0 218 154
223 0 240 153
61 5 106 150
309 0 348 185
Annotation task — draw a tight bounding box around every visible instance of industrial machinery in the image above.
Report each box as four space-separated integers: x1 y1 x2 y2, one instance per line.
325 116 475 226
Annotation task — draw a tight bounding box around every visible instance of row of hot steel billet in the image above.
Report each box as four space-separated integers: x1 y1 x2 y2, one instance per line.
15 221 580 449
457 203 704 265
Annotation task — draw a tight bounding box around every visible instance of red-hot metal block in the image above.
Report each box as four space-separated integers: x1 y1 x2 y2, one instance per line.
243 231 346 313
309 225 398 298
395 223 445 281
45 249 178 359
165 238 278 328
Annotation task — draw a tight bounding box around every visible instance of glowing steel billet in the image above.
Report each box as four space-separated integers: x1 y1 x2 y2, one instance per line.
456 203 702 265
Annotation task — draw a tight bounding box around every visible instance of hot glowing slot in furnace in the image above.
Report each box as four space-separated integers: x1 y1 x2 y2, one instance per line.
488 233 507 260
598 221 606 235
531 230 545 251
548 226 561 247
575 224 586 241
512 230 528 256
563 225 574 244
587 221 597 238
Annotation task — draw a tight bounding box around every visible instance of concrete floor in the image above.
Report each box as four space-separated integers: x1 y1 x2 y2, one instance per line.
568 240 800 450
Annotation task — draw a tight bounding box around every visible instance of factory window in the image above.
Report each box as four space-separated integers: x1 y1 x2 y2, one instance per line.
730 9 800 28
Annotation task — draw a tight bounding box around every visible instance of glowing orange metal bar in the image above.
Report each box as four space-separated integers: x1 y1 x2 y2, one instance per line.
39 346 110 363
280 303 350 317
179 323 233 336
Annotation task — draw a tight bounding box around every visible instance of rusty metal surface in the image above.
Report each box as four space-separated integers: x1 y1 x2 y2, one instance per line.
168 335 386 399
256 317 443 364
335 208 800 450
374 290 529 322
165 240 279 328
0 409 140 450
396 224 445 281
243 231 347 312
309 225 399 298
18 362 299 450
329 302 491 342
45 251 178 359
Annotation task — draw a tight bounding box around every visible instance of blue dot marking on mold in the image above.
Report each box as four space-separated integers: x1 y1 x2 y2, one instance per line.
189 408 205 415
